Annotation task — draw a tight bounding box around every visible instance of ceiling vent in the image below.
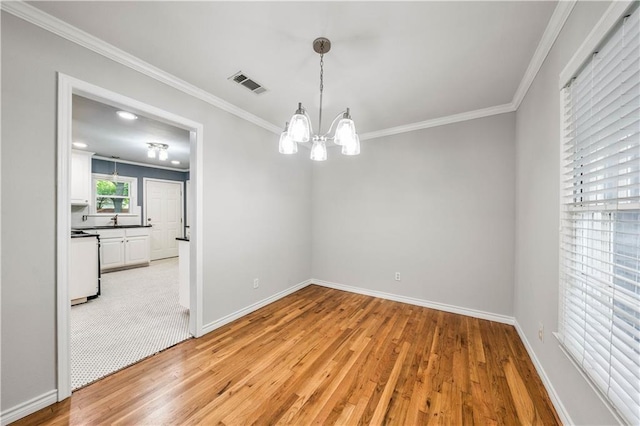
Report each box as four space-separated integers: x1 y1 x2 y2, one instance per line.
228 71 267 95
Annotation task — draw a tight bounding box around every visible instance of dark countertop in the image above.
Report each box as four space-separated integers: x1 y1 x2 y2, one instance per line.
73 225 152 230
71 230 99 239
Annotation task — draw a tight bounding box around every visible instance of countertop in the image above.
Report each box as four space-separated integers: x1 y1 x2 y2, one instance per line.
73 225 152 230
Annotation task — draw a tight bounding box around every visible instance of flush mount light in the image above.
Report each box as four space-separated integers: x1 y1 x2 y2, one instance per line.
279 37 360 161
72 141 88 148
116 110 138 120
147 142 169 161
171 160 181 165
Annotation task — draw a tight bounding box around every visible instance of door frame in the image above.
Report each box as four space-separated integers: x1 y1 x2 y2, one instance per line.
56 73 204 401
143 178 185 257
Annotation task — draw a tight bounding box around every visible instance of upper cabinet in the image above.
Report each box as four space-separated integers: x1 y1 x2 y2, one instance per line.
71 150 94 205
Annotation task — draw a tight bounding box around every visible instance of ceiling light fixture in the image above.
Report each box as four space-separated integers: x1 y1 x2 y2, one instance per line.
72 141 88 148
171 160 181 165
117 110 138 120
111 156 119 181
280 37 360 160
147 142 169 161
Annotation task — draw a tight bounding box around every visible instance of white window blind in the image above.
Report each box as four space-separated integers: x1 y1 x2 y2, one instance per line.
559 6 640 424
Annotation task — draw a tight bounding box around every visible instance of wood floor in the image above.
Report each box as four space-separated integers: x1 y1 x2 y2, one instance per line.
16 285 560 425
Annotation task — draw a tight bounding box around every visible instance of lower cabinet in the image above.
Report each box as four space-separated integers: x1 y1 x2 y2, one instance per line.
125 236 150 264
100 237 126 269
97 228 150 272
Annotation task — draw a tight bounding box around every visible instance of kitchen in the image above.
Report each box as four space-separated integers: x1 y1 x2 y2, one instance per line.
68 94 192 389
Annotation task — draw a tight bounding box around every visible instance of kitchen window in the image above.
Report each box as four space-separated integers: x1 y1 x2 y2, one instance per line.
558 6 639 425
92 174 137 214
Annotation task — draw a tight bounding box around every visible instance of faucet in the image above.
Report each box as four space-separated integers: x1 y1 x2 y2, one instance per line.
110 214 119 227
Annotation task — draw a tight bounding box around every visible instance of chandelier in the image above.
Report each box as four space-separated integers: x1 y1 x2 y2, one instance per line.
147 142 169 161
279 37 360 161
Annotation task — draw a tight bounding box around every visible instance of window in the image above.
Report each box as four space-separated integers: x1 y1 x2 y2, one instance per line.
559 7 639 424
92 174 137 214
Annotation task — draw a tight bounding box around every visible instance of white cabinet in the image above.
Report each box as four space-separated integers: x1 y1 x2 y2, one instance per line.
126 236 150 264
97 227 151 272
100 237 125 270
71 150 94 205
70 236 99 303
178 239 190 309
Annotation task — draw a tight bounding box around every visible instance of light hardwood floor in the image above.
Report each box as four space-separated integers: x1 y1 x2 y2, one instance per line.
16 285 560 425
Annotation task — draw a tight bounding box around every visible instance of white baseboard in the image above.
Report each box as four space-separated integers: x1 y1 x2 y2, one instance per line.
311 279 515 325
0 389 57 426
201 279 313 335
514 321 573 425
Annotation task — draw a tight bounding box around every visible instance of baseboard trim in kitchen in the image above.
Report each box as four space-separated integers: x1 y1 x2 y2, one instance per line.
0 389 57 426
311 279 515 325
201 279 313 335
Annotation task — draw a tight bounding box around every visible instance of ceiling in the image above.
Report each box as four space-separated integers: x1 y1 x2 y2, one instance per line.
33 1 557 137
73 95 191 170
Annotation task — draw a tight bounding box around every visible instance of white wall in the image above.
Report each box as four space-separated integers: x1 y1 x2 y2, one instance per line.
312 113 516 316
514 1 619 425
0 12 311 412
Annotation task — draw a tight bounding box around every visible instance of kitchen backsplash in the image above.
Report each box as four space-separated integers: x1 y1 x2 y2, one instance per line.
71 204 142 228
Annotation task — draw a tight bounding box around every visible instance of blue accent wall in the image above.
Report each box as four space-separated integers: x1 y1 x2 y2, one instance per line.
92 159 189 220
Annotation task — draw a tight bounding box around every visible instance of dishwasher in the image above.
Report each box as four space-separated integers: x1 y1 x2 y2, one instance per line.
70 231 101 304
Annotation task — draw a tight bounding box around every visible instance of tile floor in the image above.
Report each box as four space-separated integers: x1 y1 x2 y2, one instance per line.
70 257 191 390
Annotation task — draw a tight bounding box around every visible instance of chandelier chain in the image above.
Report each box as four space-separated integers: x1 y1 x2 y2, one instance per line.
318 42 325 135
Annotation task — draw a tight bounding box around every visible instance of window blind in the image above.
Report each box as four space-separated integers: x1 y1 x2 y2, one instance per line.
559 6 640 425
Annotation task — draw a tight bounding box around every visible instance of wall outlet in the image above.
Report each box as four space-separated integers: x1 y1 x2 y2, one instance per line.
395 272 401 281
253 278 259 289
538 322 544 342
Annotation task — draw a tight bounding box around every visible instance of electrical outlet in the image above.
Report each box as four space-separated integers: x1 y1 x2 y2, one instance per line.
395 272 401 281
253 278 259 289
538 322 544 342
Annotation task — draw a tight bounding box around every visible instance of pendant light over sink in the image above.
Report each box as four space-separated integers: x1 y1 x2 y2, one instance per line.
279 37 360 160
111 156 119 182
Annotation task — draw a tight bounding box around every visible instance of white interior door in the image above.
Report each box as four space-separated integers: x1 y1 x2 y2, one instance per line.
145 179 183 260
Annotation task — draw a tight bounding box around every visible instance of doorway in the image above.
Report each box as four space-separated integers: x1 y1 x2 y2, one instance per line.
57 73 204 400
144 178 183 260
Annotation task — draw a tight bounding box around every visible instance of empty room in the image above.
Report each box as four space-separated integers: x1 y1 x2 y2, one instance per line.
1 1 638 425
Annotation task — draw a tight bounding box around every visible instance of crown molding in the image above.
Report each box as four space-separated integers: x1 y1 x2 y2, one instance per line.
2 0 577 142
359 102 516 141
92 155 189 173
0 1 282 135
513 0 576 109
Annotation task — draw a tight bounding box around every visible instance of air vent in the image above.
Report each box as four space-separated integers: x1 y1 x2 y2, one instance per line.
228 71 267 95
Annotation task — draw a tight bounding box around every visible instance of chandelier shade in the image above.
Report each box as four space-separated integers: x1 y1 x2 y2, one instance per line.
279 37 360 161
341 134 361 156
289 104 311 143
333 111 356 146
278 122 298 155
310 137 327 161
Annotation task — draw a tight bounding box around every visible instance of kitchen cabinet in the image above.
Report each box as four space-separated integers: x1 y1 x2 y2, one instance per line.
125 236 150 264
70 235 99 303
178 238 190 309
71 150 94 205
96 227 151 272
101 236 125 269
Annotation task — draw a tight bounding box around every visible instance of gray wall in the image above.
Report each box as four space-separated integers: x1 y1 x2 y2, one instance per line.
312 113 516 316
1 12 311 411
514 1 618 425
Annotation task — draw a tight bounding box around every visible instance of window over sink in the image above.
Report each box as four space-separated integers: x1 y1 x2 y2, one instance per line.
92 173 138 214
